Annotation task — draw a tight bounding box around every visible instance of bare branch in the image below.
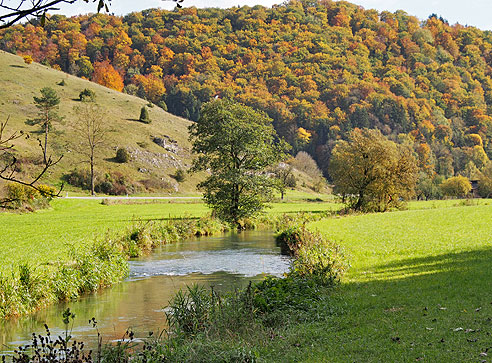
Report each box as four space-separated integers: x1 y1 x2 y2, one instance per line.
0 117 23 152
0 0 185 29
0 115 63 206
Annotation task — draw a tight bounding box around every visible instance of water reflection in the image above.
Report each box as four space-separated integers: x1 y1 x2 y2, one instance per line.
1 231 289 354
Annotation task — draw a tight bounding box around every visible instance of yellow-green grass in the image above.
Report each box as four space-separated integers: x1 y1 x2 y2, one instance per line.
259 202 492 362
0 50 200 192
0 198 337 275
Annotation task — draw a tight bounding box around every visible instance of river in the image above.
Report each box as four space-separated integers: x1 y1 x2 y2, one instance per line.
0 230 290 355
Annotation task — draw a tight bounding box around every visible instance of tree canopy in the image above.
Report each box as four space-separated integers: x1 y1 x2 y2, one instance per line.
189 99 284 226
31 87 61 165
330 128 418 212
2 1 492 181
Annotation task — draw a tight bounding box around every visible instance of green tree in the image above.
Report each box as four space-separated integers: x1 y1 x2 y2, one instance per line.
478 162 492 198
272 163 296 200
189 99 285 226
440 175 472 198
139 106 151 124
329 128 418 212
31 87 61 165
416 172 444 200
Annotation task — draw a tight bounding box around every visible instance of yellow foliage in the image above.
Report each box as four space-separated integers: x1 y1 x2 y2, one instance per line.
22 55 33 65
297 127 312 143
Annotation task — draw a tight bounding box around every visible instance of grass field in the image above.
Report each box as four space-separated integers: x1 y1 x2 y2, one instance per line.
4 198 492 361
256 201 492 362
0 197 339 274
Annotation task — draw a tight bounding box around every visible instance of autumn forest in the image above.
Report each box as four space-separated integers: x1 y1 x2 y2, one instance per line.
1 0 492 184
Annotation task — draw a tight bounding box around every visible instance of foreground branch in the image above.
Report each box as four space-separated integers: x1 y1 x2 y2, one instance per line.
0 0 185 29
0 117 63 207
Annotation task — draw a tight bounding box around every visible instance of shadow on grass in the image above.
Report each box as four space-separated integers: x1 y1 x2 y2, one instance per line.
9 64 26 68
104 157 120 163
368 249 492 281
126 118 150 124
308 248 492 362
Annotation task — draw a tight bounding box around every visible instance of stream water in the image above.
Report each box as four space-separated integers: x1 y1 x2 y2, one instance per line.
0 230 290 354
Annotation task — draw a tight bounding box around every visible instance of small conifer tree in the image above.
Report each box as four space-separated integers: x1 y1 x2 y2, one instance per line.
139 106 151 124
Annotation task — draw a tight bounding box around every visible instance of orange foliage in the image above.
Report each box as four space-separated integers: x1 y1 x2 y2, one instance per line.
92 61 124 92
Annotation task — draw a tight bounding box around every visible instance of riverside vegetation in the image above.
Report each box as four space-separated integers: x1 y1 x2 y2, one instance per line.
6 223 347 362
0 196 336 320
0 214 228 319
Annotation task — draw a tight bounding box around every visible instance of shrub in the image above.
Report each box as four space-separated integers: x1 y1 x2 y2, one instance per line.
440 176 472 198
78 88 96 102
22 55 33 65
4 183 53 210
478 177 492 198
37 184 57 200
123 84 138 95
158 100 168 111
416 172 444 200
95 171 135 196
141 177 176 192
63 169 93 190
115 148 130 163
64 169 137 195
276 226 346 285
139 106 151 123
172 168 186 182
311 176 326 193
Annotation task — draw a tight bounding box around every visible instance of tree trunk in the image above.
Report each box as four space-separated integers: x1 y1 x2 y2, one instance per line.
90 154 95 196
355 191 364 211
43 121 48 165
232 183 240 228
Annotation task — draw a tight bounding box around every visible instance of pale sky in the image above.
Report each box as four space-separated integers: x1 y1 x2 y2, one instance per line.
53 0 492 30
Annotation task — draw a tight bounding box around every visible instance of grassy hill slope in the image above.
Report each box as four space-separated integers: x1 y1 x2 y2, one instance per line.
0 50 198 194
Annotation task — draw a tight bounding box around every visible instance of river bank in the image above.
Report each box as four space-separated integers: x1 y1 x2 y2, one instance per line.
1 231 291 354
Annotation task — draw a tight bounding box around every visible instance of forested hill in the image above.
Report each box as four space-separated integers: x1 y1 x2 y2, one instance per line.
2 0 492 178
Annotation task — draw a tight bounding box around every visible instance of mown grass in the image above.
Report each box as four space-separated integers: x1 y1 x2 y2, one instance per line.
256 202 492 362
8 197 492 361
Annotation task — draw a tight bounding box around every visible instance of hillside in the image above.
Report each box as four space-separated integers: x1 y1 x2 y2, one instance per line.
2 0 492 182
0 50 199 194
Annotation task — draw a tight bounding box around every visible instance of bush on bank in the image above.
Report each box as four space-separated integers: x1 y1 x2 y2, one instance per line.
154 226 347 361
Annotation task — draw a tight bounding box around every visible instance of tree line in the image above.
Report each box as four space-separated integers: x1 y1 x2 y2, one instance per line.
2 0 492 184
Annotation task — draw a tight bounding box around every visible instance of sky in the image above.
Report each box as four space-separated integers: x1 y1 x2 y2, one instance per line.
53 0 492 30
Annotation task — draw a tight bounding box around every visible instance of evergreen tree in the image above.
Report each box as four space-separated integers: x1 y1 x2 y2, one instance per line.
31 87 61 165
139 106 151 123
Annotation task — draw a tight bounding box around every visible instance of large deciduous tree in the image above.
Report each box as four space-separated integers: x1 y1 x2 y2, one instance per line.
329 128 418 212
189 99 285 226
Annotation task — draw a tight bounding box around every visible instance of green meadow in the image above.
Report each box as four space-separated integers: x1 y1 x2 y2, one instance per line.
256 201 492 362
0 197 339 274
3 198 492 362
